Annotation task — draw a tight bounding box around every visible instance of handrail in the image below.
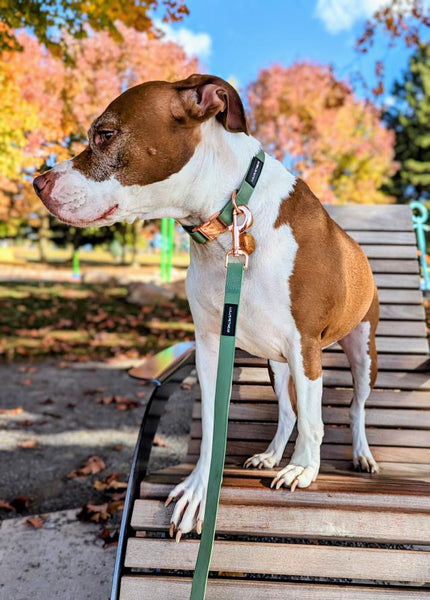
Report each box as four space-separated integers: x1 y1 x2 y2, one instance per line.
129 341 196 385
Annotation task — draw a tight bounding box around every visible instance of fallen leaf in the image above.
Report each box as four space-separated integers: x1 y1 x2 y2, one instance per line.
93 473 128 492
22 378 32 386
19 440 37 449
77 502 110 523
112 444 123 452
0 407 23 417
67 455 106 479
153 435 167 447
10 496 32 512
26 516 45 529
0 500 15 511
99 526 119 547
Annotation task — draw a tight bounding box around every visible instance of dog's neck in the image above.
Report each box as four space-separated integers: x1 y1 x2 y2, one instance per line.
175 121 263 226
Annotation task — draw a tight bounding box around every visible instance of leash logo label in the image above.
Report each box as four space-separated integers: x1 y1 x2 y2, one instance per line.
245 157 264 188
222 303 238 336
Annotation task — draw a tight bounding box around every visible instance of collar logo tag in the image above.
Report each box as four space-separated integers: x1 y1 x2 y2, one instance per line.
245 157 264 188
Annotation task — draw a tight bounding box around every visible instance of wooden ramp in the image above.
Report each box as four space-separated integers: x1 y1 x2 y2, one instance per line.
116 205 430 599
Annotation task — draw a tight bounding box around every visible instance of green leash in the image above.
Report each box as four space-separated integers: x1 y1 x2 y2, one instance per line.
189 151 265 599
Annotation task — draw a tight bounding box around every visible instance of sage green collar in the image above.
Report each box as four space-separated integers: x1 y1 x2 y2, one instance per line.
182 149 265 244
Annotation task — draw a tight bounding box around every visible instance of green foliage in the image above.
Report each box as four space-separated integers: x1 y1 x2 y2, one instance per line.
383 43 430 202
0 0 189 58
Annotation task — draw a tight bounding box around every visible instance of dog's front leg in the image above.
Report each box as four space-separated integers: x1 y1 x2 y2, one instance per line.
272 339 324 490
166 331 218 539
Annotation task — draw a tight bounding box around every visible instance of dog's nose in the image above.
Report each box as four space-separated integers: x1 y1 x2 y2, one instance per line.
33 171 56 204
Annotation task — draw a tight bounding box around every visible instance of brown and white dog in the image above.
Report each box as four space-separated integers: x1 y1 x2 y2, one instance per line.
33 74 379 537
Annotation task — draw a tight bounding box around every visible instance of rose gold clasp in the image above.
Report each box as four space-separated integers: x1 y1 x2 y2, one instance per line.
225 191 254 269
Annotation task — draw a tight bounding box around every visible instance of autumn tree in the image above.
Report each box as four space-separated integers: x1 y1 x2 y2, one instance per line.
0 25 199 257
248 62 396 204
0 0 188 57
355 0 430 96
383 43 430 202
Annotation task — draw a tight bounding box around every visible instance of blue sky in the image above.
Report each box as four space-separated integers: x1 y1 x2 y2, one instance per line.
158 0 430 105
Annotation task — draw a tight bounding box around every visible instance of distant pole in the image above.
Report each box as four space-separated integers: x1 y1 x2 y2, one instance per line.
410 201 430 291
72 248 81 280
160 218 175 283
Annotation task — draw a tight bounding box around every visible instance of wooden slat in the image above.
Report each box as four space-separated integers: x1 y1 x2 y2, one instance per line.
120 576 430 600
191 403 430 429
380 304 426 320
190 421 430 448
228 386 430 408
362 246 417 259
326 204 413 231
236 352 430 371
142 470 430 506
131 499 430 544
187 439 430 463
339 336 429 353
376 321 427 336
348 230 417 245
230 367 430 390
373 274 421 288
125 538 430 583
369 259 419 273
378 289 423 303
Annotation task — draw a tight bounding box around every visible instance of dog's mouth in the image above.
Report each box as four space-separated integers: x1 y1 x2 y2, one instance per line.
92 204 119 222
56 204 119 227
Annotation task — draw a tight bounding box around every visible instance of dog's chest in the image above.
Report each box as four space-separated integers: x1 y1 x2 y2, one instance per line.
187 222 299 361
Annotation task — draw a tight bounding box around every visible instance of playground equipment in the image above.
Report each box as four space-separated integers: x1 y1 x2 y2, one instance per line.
411 201 430 291
160 217 175 283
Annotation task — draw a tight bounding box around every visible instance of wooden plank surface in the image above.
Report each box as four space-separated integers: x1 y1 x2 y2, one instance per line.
379 304 425 320
125 538 430 582
235 352 430 370
190 421 430 447
131 499 430 544
187 439 430 463
368 259 419 273
326 204 413 231
362 245 417 259
230 367 430 390
373 274 421 288
378 289 423 303
330 336 428 353
120 576 430 600
228 386 430 408
348 230 417 245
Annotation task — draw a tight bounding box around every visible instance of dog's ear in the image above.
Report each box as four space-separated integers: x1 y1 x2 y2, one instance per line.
172 74 248 134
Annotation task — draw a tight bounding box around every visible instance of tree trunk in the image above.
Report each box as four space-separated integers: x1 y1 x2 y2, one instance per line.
38 214 50 262
131 220 143 267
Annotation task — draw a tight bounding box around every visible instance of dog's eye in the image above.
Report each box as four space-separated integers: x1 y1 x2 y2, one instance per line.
95 130 116 144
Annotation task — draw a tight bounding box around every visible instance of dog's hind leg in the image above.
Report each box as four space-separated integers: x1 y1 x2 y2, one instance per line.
244 360 296 469
338 289 379 473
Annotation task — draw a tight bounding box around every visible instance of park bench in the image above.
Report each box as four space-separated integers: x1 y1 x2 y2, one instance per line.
111 204 430 600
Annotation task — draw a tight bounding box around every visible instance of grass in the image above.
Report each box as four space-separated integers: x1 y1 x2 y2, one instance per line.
0 281 193 362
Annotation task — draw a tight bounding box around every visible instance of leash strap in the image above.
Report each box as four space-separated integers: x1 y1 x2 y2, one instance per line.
189 152 265 599
190 260 244 600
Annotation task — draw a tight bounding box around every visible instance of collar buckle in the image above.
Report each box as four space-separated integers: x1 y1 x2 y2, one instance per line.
191 210 228 242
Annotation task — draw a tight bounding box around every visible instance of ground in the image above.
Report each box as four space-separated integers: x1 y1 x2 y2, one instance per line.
0 272 195 599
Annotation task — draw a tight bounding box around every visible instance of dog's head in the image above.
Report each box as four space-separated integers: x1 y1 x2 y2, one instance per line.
33 74 248 227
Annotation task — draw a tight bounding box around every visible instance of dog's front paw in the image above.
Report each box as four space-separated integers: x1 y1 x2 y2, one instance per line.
244 450 280 470
165 470 207 540
271 463 319 491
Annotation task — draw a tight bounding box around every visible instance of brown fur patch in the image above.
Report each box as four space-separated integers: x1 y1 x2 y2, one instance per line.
361 286 380 388
72 75 248 187
275 179 376 380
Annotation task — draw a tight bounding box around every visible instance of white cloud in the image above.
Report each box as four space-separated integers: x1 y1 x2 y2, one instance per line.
157 21 212 60
314 0 427 34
